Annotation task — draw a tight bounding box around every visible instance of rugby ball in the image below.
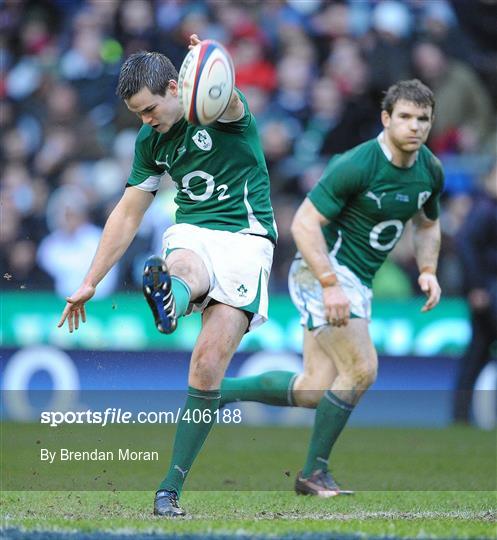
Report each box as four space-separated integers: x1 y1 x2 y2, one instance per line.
178 40 235 125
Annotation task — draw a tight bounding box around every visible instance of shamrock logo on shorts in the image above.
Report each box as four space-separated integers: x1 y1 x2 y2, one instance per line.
237 284 248 297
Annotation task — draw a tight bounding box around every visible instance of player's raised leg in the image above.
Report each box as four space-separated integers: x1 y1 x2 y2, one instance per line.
143 249 210 334
295 319 377 497
154 302 249 517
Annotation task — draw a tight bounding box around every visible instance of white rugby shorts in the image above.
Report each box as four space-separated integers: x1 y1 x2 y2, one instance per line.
163 223 274 331
288 255 372 330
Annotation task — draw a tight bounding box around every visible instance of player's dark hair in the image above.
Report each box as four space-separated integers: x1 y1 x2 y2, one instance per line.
381 79 435 117
116 51 178 100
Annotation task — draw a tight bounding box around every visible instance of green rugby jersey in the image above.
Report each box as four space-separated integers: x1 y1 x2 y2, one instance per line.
308 134 444 287
127 90 277 244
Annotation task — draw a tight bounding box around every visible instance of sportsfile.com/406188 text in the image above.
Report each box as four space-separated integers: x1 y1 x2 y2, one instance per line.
40 407 242 427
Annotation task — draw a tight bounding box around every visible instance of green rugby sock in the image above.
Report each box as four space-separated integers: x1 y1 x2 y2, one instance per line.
158 386 220 496
171 276 191 318
220 371 297 407
302 390 354 477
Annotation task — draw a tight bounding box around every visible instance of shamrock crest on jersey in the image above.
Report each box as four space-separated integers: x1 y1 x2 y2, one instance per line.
192 130 212 151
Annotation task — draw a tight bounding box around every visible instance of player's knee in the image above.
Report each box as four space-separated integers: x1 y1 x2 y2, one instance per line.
351 362 377 390
293 375 325 408
167 254 207 295
297 390 324 408
188 364 218 390
189 355 223 390
169 259 195 283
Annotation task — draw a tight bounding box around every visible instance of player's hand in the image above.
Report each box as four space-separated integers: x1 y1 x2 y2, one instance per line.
188 34 201 50
418 272 441 312
323 284 350 327
57 283 96 333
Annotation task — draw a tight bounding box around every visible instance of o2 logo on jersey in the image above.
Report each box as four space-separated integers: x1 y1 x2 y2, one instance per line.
369 219 404 251
192 130 212 151
418 191 431 209
181 170 229 202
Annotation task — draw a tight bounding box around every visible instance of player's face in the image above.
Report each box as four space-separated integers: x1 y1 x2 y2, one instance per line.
381 100 433 153
125 82 183 133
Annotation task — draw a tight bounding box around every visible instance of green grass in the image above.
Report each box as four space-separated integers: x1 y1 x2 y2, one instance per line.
1 490 496 539
2 424 496 491
1 425 496 538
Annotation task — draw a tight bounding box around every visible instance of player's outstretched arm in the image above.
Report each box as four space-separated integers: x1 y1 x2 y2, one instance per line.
412 210 442 312
291 198 350 327
58 187 154 332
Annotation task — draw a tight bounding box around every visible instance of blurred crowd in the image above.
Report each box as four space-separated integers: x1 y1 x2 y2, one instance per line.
2 0 497 298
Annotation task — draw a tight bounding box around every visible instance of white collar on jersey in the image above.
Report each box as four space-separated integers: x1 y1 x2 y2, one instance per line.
377 131 419 166
377 131 393 160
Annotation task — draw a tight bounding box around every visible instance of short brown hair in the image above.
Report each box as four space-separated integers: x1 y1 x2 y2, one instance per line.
381 79 435 116
116 51 178 100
